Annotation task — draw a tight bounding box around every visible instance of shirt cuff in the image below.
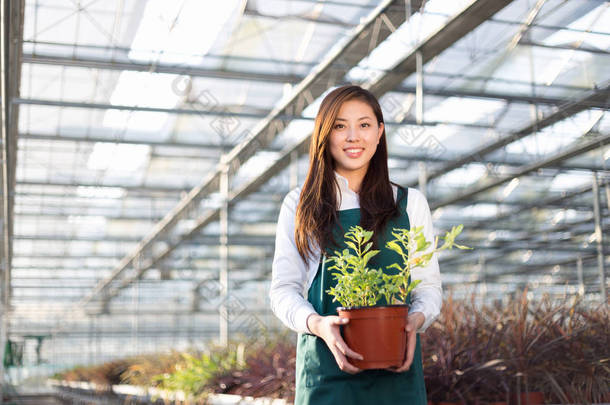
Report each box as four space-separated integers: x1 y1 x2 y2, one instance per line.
409 303 435 333
294 305 318 335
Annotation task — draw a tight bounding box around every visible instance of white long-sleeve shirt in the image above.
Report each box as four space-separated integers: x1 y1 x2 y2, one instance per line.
269 171 442 335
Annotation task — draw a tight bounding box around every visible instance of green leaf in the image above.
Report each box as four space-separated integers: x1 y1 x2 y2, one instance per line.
405 279 422 296
386 263 402 272
362 249 379 267
386 241 403 256
415 232 428 251
345 240 358 253
420 252 433 262
346 256 359 266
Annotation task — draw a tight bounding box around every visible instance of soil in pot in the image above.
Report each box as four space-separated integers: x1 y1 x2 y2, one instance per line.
337 304 409 370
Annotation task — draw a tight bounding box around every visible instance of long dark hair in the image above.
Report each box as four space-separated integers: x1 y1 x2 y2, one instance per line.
294 85 403 264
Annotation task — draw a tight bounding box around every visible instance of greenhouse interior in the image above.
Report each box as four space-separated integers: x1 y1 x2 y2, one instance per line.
0 0 608 404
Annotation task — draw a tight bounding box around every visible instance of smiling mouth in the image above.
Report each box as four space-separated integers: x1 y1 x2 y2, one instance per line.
344 148 364 157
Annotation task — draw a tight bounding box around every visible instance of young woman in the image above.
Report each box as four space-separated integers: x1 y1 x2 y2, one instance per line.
269 85 442 405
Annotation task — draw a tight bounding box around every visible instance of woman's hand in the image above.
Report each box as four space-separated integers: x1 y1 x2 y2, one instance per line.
387 312 425 373
307 313 363 374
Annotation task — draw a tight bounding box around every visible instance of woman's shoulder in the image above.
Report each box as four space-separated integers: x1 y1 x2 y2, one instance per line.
391 183 415 200
404 187 432 218
282 186 302 211
405 186 426 201
391 184 429 209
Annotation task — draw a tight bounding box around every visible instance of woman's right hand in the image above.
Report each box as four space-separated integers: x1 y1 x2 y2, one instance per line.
306 313 363 374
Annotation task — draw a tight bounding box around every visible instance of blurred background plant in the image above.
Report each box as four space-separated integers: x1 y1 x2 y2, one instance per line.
51 294 608 404
422 291 609 404
152 343 242 399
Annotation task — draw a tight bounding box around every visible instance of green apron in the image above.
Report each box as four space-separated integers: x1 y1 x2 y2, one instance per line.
295 186 427 405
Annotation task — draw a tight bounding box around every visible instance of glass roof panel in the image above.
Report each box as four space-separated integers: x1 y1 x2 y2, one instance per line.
7 0 610 365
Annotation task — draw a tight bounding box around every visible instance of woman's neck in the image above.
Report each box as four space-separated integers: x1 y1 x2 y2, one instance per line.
336 170 365 194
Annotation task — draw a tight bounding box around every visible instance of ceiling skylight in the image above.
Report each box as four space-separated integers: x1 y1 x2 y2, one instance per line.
548 172 591 192
128 0 244 65
425 97 505 125
87 143 151 173
103 71 182 132
346 0 471 82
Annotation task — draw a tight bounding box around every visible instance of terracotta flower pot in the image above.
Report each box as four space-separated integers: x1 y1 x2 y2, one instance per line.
337 304 409 370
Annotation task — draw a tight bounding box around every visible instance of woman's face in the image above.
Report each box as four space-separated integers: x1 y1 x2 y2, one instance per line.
329 98 384 182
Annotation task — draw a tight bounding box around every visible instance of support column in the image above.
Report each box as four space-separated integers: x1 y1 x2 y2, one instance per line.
0 0 10 394
415 51 423 125
88 317 93 365
478 253 487 299
576 255 584 297
95 315 101 365
219 164 230 346
418 162 427 197
592 172 607 304
131 275 140 356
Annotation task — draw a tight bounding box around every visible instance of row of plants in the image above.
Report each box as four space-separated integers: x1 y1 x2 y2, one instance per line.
52 332 296 403
51 294 608 404
422 291 609 405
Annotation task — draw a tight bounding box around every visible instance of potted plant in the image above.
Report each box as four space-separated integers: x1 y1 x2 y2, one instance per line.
326 224 470 369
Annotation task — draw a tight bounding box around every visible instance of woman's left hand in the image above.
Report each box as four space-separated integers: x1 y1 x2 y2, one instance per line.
387 312 425 373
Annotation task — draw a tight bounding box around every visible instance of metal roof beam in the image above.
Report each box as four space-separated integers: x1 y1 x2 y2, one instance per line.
433 186 606 235
93 0 515 304
431 131 610 210
480 254 600 284
17 180 190 194
14 212 278 223
412 82 610 187
394 84 610 109
243 4 355 28
141 0 520 287
22 53 606 109
22 53 302 84
74 0 425 308
14 233 276 245
18 132 283 152
14 98 496 130
14 204 606 223
19 131 610 172
13 98 273 118
442 220 610 268
458 184 595 228
518 39 610 56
